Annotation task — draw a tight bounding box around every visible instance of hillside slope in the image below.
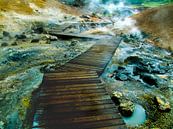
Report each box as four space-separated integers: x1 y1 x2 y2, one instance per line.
133 5 173 51
0 0 81 32
0 0 80 15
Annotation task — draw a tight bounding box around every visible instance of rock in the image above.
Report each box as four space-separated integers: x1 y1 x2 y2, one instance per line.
108 73 114 78
118 66 126 70
15 34 27 40
32 26 44 34
46 40 51 44
31 39 39 43
141 31 150 38
154 96 171 112
140 74 158 86
1 42 8 47
111 91 135 117
3 31 10 37
70 40 78 46
124 56 143 64
118 99 135 117
152 68 166 74
8 51 36 62
115 73 128 81
133 65 151 75
49 36 58 41
43 35 58 41
0 121 4 129
123 36 131 43
80 15 90 19
111 91 123 105
11 42 18 46
41 64 56 72
64 54 67 58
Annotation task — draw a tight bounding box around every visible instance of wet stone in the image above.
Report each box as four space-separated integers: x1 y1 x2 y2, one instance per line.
15 34 27 40
49 36 58 41
154 96 171 112
32 26 44 34
140 74 158 86
152 68 166 74
111 91 123 105
115 73 128 81
8 51 36 62
41 64 56 72
11 42 18 46
1 42 8 47
118 99 135 117
124 56 143 64
70 40 78 46
3 31 10 37
133 65 151 75
31 39 40 43
118 66 126 71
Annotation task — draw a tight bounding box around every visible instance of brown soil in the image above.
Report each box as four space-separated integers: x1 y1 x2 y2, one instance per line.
0 0 81 15
0 0 82 32
133 4 173 51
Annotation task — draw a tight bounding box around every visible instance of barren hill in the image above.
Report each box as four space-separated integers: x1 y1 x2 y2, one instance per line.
0 0 80 15
133 5 173 51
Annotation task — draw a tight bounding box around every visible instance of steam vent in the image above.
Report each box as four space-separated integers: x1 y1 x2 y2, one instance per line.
0 0 173 129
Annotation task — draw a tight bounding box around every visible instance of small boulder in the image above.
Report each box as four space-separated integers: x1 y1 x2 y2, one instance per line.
15 34 27 40
70 40 78 46
32 26 44 34
140 74 158 86
133 65 151 75
111 91 123 105
11 42 18 46
118 99 135 117
124 56 143 64
31 39 40 43
41 64 56 72
3 31 10 37
154 96 171 112
115 73 128 81
49 36 58 41
1 42 8 47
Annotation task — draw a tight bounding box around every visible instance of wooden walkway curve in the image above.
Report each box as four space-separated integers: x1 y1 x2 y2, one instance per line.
32 37 126 129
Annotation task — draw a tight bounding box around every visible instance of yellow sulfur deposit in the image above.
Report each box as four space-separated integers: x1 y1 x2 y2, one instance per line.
21 96 31 108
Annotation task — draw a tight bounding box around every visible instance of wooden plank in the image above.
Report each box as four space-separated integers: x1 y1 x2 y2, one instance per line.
40 83 104 90
42 78 102 86
96 125 127 129
38 96 112 106
37 99 114 108
33 116 124 129
40 88 106 96
48 31 108 39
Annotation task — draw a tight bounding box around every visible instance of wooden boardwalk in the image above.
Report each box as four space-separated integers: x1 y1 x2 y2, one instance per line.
32 37 126 129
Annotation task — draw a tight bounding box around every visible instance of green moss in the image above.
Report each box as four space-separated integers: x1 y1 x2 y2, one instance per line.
142 2 168 7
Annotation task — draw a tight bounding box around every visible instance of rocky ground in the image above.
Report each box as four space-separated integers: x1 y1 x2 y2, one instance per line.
103 33 173 128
